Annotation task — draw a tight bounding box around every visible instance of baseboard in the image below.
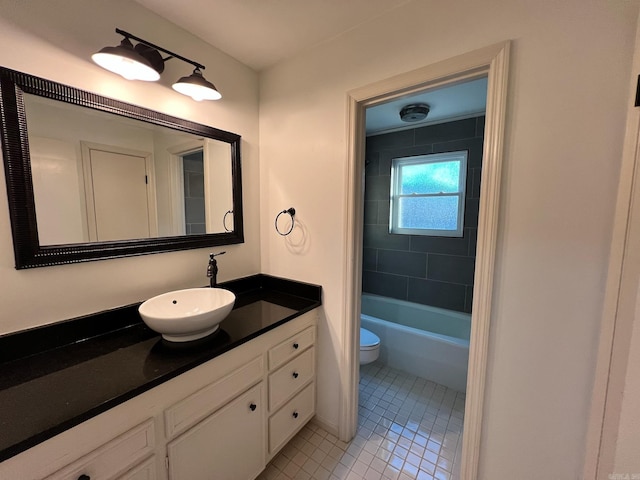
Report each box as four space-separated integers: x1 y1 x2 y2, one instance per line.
311 415 340 438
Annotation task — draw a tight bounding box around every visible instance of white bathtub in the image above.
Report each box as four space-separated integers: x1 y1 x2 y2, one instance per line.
361 294 470 392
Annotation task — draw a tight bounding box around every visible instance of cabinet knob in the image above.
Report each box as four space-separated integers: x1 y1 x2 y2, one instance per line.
249 403 257 412
292 372 299 379
292 411 299 419
78 475 91 480
293 343 299 349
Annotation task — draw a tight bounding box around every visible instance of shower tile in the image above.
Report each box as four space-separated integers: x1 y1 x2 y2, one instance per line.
184 197 205 223
465 166 474 202
414 118 476 146
475 116 485 138
363 225 411 251
464 197 479 228
377 200 390 226
467 228 477 257
470 167 482 199
378 144 434 173
432 137 484 168
407 278 466 312
186 171 205 197
363 272 408 300
364 176 391 202
427 254 475 285
366 151 381 176
364 202 379 225
410 234 469 256
187 223 206 234
367 130 415 151
377 250 426 278
183 155 204 173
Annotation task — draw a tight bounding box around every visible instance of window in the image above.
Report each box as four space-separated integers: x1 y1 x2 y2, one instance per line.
390 151 468 237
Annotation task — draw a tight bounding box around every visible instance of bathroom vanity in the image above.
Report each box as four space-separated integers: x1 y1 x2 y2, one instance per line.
0 274 321 480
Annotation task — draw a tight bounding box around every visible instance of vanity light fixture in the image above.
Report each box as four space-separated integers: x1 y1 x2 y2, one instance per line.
92 28 222 101
173 67 222 101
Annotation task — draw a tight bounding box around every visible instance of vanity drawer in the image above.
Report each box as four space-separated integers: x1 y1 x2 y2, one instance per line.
268 382 315 454
269 347 315 411
268 326 315 370
165 355 263 438
48 419 154 480
118 457 157 480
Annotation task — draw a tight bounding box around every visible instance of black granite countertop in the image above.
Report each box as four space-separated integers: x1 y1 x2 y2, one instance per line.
0 274 321 462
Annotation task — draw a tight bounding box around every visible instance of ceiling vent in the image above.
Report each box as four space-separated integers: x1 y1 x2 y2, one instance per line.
399 103 430 122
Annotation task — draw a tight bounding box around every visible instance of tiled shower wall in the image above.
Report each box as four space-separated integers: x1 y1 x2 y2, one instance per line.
183 151 206 235
362 116 485 313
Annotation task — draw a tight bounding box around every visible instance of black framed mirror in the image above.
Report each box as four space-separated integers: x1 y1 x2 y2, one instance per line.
0 67 243 269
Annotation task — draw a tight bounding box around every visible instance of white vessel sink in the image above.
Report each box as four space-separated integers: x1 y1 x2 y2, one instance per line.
139 288 236 342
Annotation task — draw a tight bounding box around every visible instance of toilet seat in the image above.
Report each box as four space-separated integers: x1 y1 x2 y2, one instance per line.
360 328 380 350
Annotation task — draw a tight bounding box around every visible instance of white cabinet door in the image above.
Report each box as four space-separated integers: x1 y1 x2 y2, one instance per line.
167 383 264 480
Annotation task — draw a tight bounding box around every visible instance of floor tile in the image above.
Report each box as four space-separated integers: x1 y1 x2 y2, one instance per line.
261 362 464 479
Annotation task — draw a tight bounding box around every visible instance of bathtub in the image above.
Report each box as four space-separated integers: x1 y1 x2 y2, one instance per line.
361 294 470 392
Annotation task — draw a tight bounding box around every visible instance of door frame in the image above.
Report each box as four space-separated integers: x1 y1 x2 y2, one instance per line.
168 140 205 235
340 41 510 480
583 14 640 478
80 141 157 241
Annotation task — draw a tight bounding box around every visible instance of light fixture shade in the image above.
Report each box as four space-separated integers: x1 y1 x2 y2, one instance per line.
92 38 161 82
172 69 222 101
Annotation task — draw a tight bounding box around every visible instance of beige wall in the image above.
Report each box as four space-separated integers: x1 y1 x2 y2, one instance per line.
0 0 261 334
2 0 640 476
258 1 638 478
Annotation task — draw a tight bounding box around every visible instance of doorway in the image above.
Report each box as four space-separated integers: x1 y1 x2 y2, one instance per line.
341 42 510 480
80 142 157 242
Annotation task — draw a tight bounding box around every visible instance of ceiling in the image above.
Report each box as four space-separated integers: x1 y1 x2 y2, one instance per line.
134 0 412 71
133 0 486 131
366 77 488 134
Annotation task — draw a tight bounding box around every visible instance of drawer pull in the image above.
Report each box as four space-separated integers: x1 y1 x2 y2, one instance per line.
293 342 299 349
292 411 299 419
249 403 257 412
78 476 90 480
292 372 299 379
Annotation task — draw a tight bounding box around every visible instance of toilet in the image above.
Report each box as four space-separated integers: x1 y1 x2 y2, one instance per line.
360 327 381 365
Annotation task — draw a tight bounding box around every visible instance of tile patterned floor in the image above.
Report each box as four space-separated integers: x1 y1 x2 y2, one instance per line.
258 362 465 480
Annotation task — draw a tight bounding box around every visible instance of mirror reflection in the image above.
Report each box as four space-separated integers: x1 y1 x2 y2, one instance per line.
25 95 234 245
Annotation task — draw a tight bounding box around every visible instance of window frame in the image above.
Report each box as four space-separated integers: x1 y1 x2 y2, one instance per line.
389 150 468 237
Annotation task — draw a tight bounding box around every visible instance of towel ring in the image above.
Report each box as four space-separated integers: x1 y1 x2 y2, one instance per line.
223 210 233 232
275 207 296 236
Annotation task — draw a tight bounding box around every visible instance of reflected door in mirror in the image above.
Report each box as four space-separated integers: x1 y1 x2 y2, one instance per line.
84 147 155 242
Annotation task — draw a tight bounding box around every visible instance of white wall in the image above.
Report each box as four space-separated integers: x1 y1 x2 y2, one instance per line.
614 286 640 473
0 0 261 335
258 1 639 478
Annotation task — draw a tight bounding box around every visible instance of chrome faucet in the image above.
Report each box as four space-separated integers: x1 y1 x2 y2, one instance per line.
206 251 226 288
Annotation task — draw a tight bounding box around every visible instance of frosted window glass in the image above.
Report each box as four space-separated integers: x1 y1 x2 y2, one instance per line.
399 161 461 195
398 196 459 230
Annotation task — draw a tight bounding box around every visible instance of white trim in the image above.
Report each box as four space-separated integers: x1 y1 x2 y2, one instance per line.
583 15 640 478
341 41 510 480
